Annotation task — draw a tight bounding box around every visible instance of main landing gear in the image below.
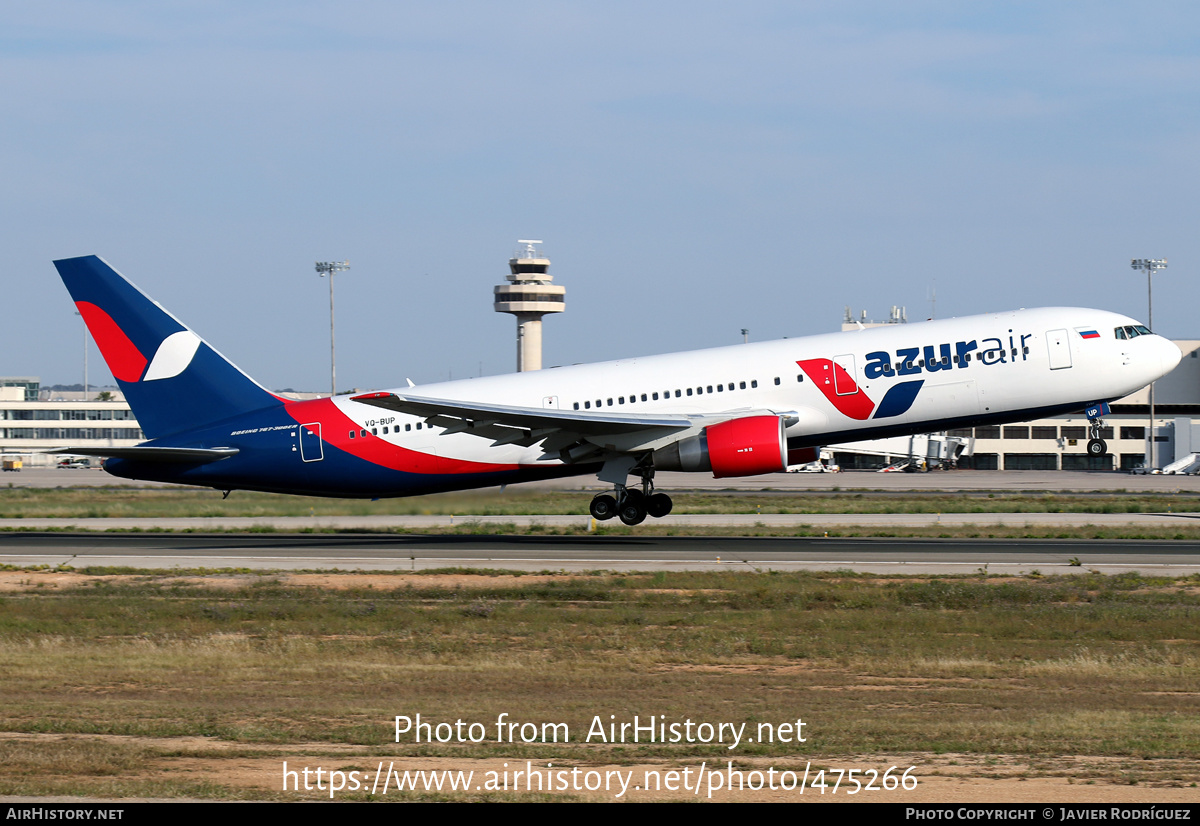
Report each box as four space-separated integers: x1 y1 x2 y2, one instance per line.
1086 414 1108 457
589 467 673 526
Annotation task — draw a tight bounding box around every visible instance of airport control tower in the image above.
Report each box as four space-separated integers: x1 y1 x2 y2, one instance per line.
493 240 565 372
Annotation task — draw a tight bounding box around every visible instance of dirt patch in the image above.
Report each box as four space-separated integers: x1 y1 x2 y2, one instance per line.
285 573 577 590
1 734 1195 802
0 572 141 591
652 663 840 675
0 572 581 593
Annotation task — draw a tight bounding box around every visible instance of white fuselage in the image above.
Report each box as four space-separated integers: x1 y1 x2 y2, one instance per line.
331 307 1181 470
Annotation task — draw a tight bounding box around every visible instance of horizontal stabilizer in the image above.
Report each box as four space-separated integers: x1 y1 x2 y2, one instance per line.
43 446 239 464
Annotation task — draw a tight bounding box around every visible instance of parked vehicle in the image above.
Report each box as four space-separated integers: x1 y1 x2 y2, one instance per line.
788 460 840 473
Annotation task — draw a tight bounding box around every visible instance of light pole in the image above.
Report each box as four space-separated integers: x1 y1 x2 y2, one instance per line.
315 260 350 396
1131 257 1167 468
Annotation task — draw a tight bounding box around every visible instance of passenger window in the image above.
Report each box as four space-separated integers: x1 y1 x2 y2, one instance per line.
349 431 356 439
717 385 723 392
619 397 625 404
774 377 780 385
416 423 422 430
573 402 579 410
641 394 647 401
607 398 613 406
739 381 746 389
674 390 681 397
687 388 693 396
360 429 367 438
584 401 591 409
751 380 758 388
797 374 802 382
406 424 412 431
652 392 659 400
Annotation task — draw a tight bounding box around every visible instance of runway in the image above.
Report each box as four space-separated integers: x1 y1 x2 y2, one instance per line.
4 469 1199 574
4 532 1199 575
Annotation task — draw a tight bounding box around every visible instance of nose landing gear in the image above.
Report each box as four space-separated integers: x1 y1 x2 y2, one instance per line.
589 467 673 526
1086 411 1108 457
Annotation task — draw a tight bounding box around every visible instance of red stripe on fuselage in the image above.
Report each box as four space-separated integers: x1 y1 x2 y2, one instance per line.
796 358 876 420
284 397 520 475
75 301 149 382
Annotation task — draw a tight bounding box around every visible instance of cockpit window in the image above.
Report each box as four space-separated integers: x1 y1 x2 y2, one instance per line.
1116 325 1154 339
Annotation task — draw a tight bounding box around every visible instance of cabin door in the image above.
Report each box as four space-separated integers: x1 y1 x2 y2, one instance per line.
1046 329 1072 370
299 422 324 462
832 355 859 395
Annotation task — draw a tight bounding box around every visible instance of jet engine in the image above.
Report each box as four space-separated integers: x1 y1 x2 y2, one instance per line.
653 415 788 478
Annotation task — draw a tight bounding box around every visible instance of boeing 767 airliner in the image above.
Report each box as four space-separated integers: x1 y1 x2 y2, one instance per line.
50 256 1182 525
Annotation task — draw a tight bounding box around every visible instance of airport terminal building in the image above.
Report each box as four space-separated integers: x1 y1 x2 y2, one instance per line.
0 380 143 467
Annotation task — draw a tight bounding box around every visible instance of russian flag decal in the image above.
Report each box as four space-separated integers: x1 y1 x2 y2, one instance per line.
1077 328 1101 340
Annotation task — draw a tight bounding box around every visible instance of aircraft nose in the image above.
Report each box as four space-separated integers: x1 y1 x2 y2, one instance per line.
1158 336 1182 378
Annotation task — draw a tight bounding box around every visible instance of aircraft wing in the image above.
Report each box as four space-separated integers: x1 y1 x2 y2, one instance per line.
350 391 801 456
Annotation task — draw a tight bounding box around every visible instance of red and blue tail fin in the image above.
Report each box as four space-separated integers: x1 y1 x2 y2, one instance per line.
53 256 283 439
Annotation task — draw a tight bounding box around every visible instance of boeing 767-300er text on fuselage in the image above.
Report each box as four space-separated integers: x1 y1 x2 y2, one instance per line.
50 256 1182 525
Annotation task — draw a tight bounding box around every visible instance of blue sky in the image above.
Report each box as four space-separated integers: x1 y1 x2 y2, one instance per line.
4 2 1198 391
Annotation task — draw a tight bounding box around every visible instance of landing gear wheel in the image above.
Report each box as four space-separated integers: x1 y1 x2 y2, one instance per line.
590 494 617 520
646 492 673 518
1087 438 1108 457
618 499 647 526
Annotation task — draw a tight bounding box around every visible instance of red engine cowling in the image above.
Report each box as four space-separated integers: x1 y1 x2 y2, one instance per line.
653 415 788 478
707 415 788 478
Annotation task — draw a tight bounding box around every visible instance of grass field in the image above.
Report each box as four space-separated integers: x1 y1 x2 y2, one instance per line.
7 486 1200 541
1 568 1198 801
